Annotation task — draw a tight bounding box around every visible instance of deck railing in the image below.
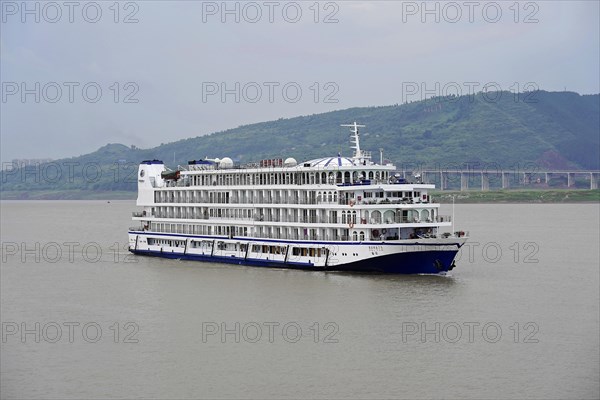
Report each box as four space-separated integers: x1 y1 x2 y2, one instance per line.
134 215 451 226
128 228 468 242
152 197 432 205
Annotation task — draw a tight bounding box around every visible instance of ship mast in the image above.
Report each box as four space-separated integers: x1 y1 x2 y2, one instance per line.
341 122 366 160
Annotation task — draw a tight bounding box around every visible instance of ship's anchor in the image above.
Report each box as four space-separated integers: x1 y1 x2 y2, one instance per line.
434 259 443 271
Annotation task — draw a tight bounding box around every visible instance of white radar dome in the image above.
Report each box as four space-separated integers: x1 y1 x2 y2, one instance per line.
219 157 234 168
284 157 297 167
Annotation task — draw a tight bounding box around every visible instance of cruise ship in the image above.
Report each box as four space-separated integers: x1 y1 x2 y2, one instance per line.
128 123 468 274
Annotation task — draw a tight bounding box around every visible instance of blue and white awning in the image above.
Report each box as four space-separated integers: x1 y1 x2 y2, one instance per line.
305 156 359 168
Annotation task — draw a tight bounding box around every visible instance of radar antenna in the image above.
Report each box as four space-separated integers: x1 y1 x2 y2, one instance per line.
341 122 367 160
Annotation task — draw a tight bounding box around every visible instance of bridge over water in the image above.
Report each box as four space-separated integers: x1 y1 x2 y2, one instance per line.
399 169 600 191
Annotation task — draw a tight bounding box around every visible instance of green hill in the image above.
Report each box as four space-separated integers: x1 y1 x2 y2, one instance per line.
1 90 598 198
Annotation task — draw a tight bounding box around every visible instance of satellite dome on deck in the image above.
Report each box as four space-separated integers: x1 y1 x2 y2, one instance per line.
284 157 297 167
219 157 234 168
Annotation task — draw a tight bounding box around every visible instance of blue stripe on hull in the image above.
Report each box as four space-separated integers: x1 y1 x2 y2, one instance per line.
129 249 458 274
130 249 322 270
333 250 458 274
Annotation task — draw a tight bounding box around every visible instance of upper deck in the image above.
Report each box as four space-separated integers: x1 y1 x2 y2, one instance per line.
136 123 437 208
142 122 422 190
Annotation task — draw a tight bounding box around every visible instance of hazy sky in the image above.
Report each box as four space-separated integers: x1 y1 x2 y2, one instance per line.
1 0 599 161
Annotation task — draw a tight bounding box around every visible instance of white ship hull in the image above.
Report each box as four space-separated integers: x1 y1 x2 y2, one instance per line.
128 231 466 274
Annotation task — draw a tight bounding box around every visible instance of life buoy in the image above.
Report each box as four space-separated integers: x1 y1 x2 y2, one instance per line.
372 229 380 237
349 222 355 229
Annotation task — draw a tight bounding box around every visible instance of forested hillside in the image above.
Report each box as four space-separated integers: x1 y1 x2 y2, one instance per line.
2 91 598 197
